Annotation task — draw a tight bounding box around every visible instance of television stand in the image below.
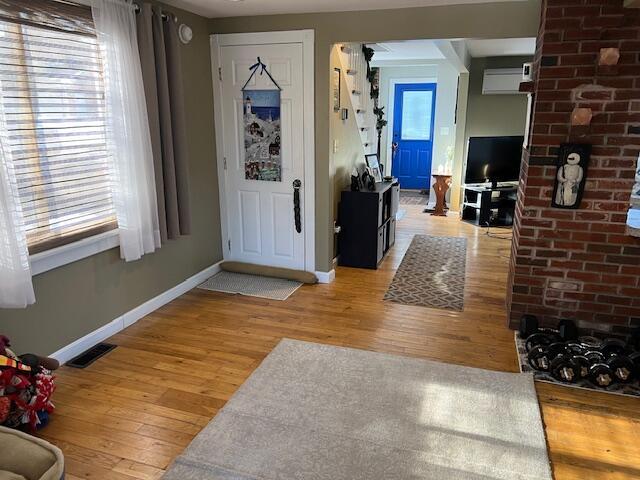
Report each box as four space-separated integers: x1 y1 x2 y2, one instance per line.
461 184 517 227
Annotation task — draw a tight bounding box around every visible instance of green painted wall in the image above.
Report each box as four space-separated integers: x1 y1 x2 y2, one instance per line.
0 3 222 355
209 0 541 271
464 56 533 140
462 56 533 185
0 1 541 356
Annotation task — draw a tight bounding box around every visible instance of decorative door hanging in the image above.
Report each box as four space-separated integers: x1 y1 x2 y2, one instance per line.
242 57 283 182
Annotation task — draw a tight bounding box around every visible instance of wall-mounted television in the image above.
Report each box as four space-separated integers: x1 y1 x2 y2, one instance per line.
465 136 524 187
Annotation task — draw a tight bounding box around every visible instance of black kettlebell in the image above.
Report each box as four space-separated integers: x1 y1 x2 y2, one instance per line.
519 314 539 339
558 319 578 341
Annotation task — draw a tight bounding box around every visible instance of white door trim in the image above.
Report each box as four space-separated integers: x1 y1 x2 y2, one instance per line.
210 30 315 272
386 76 437 179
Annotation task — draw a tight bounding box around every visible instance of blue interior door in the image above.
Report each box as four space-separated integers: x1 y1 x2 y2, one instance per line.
391 83 437 190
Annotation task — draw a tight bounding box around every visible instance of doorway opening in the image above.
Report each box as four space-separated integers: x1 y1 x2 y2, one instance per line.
329 37 535 262
210 30 316 276
391 82 437 191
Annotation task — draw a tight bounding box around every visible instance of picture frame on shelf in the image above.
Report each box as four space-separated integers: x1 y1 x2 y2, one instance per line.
365 153 383 182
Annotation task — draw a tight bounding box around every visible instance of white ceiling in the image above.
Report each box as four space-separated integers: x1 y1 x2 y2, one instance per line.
466 38 536 57
367 38 535 66
164 0 523 19
368 41 445 62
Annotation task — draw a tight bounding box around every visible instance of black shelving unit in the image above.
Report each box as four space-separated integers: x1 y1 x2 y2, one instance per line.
461 185 517 227
338 181 400 269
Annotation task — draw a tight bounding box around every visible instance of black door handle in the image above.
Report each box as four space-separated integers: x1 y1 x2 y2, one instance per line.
293 179 302 234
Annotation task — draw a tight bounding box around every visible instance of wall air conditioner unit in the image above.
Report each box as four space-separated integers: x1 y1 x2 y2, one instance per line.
482 68 525 95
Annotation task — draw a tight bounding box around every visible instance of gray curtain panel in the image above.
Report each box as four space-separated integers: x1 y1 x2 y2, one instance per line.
136 3 191 241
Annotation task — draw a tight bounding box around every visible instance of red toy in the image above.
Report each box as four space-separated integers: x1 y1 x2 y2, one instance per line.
0 335 57 431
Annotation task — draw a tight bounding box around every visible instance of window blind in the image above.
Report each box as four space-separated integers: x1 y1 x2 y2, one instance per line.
0 1 117 254
0 0 95 37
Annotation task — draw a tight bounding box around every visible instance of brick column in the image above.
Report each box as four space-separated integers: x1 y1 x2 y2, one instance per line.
507 0 640 336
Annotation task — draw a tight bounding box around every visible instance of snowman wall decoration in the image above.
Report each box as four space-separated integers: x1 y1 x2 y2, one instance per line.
551 143 591 209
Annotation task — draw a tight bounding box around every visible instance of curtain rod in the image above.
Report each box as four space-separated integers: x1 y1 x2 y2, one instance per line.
133 3 174 22
55 0 174 22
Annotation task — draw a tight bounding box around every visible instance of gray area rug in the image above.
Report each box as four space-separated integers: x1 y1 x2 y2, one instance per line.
163 339 552 480
198 271 301 301
385 234 467 311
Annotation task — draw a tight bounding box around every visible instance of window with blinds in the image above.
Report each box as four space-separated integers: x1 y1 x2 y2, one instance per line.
0 0 117 254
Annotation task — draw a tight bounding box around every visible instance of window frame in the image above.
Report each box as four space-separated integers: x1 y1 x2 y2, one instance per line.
30 228 120 275
0 0 120 275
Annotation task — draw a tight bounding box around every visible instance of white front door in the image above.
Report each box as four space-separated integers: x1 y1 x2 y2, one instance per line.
215 39 308 270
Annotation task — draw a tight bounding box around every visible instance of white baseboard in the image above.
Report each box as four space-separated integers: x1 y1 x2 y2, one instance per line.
50 261 222 364
315 269 335 284
122 262 221 328
315 256 337 284
50 317 124 366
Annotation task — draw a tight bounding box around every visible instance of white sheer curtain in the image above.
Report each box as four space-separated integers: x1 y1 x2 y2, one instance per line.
0 90 35 308
91 0 161 261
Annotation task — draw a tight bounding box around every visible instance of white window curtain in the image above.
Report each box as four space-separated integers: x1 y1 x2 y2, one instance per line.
91 0 161 261
0 96 35 308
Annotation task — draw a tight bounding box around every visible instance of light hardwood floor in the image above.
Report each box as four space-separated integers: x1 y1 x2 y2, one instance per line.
39 205 640 480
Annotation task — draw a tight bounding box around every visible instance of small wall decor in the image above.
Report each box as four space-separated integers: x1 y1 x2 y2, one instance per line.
598 47 620 66
552 143 591 209
571 107 593 126
332 67 341 112
242 58 282 182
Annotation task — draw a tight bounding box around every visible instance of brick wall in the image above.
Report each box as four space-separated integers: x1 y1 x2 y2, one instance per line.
507 0 640 336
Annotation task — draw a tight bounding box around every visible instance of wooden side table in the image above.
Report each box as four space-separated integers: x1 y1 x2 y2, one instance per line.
431 174 452 216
